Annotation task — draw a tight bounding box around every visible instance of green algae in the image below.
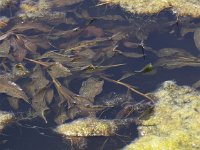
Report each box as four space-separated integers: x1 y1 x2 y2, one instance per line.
0 0 12 11
100 0 200 18
123 81 200 150
54 117 118 137
0 111 14 131
18 0 66 23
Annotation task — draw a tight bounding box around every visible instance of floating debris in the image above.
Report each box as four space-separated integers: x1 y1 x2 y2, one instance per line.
124 81 200 150
0 111 14 132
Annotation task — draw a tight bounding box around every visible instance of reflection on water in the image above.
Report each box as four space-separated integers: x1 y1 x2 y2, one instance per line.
0 0 200 150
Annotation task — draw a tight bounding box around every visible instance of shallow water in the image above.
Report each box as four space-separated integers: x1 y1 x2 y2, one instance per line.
0 0 200 150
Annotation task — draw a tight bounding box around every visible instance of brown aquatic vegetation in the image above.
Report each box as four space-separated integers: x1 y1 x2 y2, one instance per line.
1 0 200 149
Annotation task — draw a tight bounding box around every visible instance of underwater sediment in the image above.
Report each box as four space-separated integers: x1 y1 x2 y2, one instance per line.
100 0 200 18
123 81 200 150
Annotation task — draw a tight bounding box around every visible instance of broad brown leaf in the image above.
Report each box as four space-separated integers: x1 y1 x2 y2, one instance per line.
0 79 29 103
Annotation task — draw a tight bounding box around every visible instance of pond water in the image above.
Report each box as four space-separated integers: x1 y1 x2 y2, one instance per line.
0 0 200 150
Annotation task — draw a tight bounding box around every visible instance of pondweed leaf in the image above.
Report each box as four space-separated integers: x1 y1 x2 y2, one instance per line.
0 39 10 57
116 50 144 58
52 78 77 108
50 0 83 7
8 97 20 110
0 79 29 103
155 48 191 58
31 87 52 123
38 51 73 63
47 62 71 79
155 57 200 69
25 66 49 96
79 77 104 102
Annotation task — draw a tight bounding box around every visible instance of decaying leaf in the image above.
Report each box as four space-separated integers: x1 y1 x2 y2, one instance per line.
50 0 83 7
79 77 104 102
116 50 144 58
52 78 77 108
38 51 73 63
31 87 53 123
0 79 29 103
155 48 190 57
7 97 20 110
48 62 71 79
155 56 200 69
25 66 49 96
0 39 10 57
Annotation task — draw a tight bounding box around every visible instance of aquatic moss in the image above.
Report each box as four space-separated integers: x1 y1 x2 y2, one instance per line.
100 0 200 18
54 118 118 137
0 111 14 131
123 81 200 150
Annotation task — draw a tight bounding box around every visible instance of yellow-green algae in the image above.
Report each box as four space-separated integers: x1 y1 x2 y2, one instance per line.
123 81 200 150
18 0 65 22
54 117 118 137
100 0 200 18
0 0 12 10
0 111 14 131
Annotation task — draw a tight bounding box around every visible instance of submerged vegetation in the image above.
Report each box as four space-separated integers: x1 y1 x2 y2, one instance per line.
100 0 200 18
0 0 200 149
124 81 200 150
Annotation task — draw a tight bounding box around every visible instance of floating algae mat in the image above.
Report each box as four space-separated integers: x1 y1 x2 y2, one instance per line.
100 0 200 18
124 81 200 150
1 0 200 149
0 111 14 132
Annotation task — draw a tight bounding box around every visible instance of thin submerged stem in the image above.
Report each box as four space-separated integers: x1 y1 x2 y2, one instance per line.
100 75 154 102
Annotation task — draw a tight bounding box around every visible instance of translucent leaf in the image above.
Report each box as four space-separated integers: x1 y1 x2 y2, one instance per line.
48 62 71 78
31 88 51 123
8 97 20 110
0 79 29 103
156 48 190 57
79 78 104 102
39 51 73 63
0 39 10 57
25 66 49 96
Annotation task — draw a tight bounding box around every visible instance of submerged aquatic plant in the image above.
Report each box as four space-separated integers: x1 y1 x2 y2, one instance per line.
124 81 200 150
